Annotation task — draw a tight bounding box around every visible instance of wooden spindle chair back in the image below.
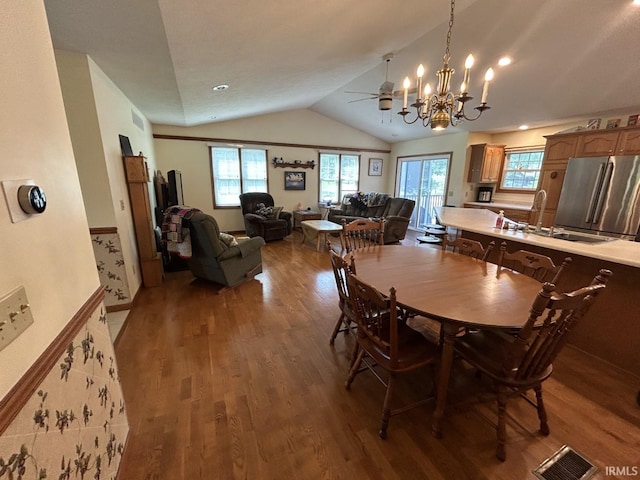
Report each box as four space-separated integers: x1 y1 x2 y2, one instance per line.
498 241 572 284
506 269 610 380
441 233 494 261
346 273 398 366
341 218 384 253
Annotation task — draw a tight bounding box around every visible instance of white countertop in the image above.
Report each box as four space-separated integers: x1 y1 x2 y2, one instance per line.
464 201 533 211
435 206 640 268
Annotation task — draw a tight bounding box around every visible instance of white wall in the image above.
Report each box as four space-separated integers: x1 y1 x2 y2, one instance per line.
153 109 390 231
54 51 115 227
0 2 100 397
55 50 157 296
88 57 157 293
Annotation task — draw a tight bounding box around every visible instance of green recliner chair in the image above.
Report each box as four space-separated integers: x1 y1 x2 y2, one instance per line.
187 212 265 287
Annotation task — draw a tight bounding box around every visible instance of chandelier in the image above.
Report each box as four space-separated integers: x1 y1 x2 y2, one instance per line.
398 0 494 131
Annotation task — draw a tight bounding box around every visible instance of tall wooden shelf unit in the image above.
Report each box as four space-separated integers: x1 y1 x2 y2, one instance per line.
124 155 163 287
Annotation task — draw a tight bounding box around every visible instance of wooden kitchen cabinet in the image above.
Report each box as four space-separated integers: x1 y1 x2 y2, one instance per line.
616 129 640 154
575 130 619 156
535 126 640 227
533 135 578 228
467 144 505 183
124 154 163 287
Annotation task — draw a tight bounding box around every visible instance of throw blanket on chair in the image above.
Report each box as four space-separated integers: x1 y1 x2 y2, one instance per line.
161 206 201 258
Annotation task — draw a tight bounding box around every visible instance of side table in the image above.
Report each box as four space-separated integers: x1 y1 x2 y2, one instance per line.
293 210 322 229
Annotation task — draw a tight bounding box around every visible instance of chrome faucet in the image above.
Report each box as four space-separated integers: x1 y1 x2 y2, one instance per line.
533 189 547 232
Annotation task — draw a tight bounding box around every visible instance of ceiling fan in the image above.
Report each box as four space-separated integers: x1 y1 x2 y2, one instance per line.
345 53 406 111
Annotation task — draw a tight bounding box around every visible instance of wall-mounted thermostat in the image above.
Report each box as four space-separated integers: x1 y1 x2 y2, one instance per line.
17 184 46 214
1 179 47 223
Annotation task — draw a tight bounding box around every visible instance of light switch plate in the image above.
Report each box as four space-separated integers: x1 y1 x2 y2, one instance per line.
2 179 36 223
0 286 34 351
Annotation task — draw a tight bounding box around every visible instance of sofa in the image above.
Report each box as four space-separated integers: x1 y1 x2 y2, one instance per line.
187 212 265 287
239 192 293 242
327 193 415 244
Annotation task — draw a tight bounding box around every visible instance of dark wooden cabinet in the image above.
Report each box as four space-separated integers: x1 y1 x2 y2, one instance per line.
467 144 505 183
124 155 163 287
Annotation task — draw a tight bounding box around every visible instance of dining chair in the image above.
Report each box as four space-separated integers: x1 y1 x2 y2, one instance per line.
327 243 357 345
441 233 495 261
345 273 440 439
452 268 612 461
498 241 572 285
341 218 384 253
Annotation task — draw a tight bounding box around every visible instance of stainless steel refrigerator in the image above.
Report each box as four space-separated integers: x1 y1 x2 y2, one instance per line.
554 155 640 240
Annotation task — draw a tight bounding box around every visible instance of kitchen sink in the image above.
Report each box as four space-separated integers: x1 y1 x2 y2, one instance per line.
550 232 615 243
529 228 616 244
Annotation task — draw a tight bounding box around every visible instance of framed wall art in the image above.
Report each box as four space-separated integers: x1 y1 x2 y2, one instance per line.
368 158 383 176
284 171 305 190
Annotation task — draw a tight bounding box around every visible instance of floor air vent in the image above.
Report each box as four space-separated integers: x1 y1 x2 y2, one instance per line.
533 445 597 480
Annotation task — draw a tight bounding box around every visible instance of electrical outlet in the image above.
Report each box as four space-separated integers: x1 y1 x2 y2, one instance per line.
0 286 34 351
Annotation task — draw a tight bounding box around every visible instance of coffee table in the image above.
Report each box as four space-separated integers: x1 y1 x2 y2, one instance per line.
300 220 343 251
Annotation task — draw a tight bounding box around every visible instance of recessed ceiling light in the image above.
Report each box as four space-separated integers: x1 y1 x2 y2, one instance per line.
519 125 529 130
212 84 229 91
498 57 512 67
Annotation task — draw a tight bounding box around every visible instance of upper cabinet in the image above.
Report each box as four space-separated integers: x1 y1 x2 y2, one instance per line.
536 125 640 227
616 129 640 155
467 144 505 183
575 131 619 156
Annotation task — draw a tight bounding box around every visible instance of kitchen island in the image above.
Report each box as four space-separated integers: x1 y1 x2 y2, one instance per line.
435 206 640 377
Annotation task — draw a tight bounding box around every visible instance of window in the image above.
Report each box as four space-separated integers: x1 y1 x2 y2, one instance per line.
499 147 544 191
318 153 360 203
210 147 268 207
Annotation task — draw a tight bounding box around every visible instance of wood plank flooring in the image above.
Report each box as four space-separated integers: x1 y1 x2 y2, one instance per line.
115 229 640 479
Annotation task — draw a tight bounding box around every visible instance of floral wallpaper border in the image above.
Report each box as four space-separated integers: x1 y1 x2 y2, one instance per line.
0 303 129 479
91 231 131 308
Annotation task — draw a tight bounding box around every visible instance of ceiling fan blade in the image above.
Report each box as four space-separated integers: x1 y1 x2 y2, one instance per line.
345 90 379 96
392 87 418 97
348 97 377 103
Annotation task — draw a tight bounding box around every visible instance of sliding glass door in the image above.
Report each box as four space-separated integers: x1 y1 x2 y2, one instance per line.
396 154 450 230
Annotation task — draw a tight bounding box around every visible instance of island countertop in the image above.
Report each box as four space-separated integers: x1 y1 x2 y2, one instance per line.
463 201 532 211
434 206 640 268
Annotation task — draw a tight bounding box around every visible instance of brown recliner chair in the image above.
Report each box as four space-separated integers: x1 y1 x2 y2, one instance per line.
187 212 265 287
239 192 292 242
381 197 415 244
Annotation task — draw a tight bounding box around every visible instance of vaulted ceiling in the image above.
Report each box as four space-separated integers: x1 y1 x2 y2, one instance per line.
44 0 640 143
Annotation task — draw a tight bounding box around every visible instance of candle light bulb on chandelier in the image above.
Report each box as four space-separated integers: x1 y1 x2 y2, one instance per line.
461 54 473 94
481 68 494 104
402 77 411 109
465 54 474 69
416 64 425 100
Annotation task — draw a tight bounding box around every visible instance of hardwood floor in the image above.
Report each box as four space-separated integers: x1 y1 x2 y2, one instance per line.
115 229 640 479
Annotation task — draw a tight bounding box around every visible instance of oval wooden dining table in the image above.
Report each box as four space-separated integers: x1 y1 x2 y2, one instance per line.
350 244 543 437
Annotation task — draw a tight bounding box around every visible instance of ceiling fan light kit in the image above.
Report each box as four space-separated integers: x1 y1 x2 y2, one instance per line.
399 0 493 131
